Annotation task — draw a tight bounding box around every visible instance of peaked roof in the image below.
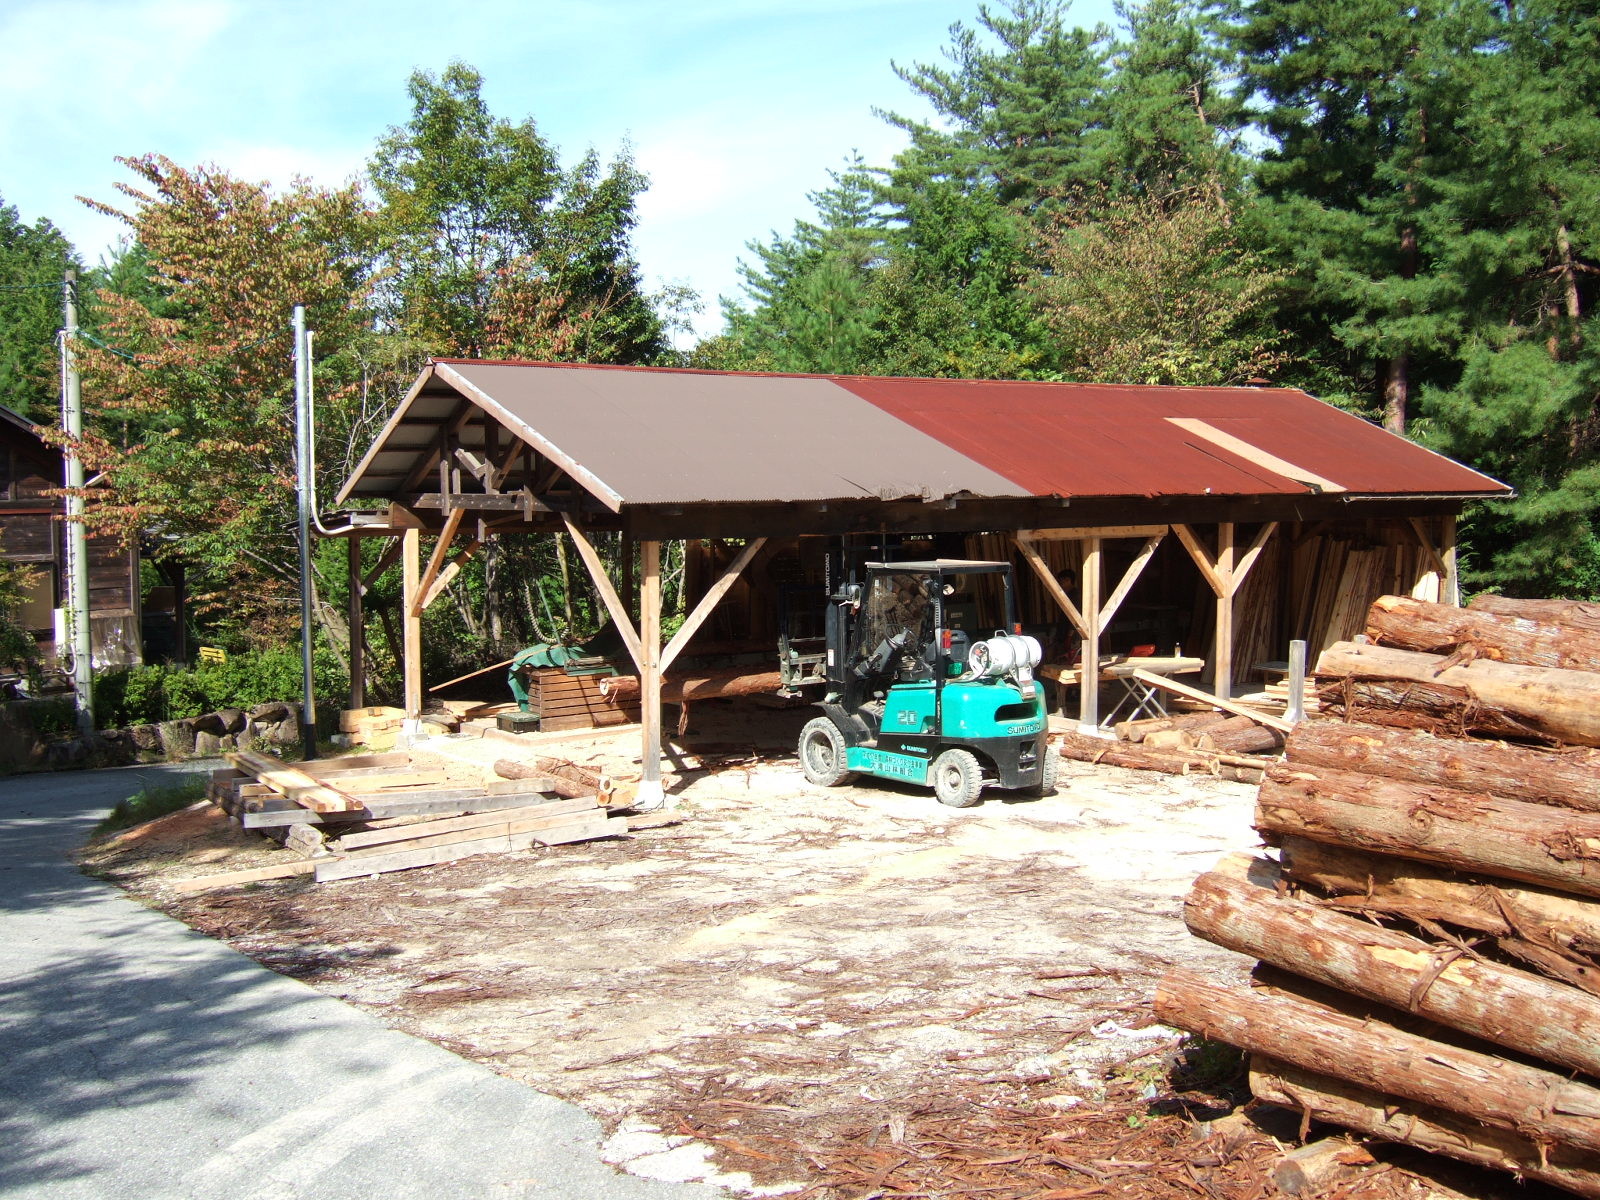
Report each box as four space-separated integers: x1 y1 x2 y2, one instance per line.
338 360 1508 511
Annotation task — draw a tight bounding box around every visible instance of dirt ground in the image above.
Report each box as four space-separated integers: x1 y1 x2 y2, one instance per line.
80 703 1560 1200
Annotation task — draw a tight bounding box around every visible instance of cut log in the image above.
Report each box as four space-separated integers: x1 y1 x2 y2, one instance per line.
1367 594 1600 673
1054 730 1264 784
1314 640 1600 745
1143 728 1198 751
1270 1138 1375 1197
1184 854 1600 1078
1281 836 1600 960
598 669 784 703
1155 966 1600 1154
1197 722 1284 755
1285 720 1600 813
493 755 605 800
1112 711 1229 743
1469 594 1600 635
1257 761 1600 899
1250 1056 1600 1200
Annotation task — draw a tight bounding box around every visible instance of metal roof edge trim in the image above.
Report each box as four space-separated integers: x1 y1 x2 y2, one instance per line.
433 362 625 513
334 363 440 505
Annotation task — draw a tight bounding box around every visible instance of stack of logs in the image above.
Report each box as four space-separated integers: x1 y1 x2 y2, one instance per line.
1157 594 1600 1196
1056 710 1287 785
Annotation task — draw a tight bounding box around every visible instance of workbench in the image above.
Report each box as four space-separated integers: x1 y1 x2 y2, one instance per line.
1039 656 1208 725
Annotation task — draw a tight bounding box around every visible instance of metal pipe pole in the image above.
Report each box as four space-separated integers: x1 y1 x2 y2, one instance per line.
61 271 93 734
293 306 318 760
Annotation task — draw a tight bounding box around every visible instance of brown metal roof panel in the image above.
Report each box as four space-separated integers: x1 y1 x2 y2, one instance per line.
440 362 1029 505
838 377 1506 498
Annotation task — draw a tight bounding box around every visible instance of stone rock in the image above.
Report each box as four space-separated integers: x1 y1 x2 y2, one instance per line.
129 723 162 752
193 730 224 757
250 701 292 724
158 719 196 759
216 707 247 734
191 711 227 735
46 739 87 769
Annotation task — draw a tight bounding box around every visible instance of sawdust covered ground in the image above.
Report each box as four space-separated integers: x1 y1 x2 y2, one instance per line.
79 705 1556 1200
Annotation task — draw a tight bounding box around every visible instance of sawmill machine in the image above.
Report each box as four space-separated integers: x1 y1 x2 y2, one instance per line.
795 559 1056 807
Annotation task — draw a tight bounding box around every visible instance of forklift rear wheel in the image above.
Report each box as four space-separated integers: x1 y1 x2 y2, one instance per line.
1027 746 1060 797
799 717 855 787
931 748 983 808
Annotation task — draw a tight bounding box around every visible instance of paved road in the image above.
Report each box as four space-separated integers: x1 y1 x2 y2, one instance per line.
0 764 727 1200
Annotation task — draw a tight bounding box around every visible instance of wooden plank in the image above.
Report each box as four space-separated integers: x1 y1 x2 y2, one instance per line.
1129 669 1294 732
171 859 318 893
419 538 480 610
294 751 414 774
1018 525 1169 541
329 768 451 793
1216 521 1235 700
659 537 767 675
240 788 560 828
315 833 515 882
333 797 598 849
638 539 664 808
531 815 627 846
226 750 362 813
562 514 644 672
1165 418 1348 493
1013 534 1089 640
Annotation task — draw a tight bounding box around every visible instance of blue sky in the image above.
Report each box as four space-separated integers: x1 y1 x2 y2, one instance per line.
0 0 1118 344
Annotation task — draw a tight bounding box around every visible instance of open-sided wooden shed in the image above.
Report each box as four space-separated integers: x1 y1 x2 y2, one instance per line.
333 360 1508 806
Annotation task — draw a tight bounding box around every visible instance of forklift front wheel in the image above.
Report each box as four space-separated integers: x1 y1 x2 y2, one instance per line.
931 748 984 808
799 717 855 787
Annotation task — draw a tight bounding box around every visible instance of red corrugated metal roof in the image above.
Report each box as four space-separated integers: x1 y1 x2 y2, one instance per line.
338 360 1508 507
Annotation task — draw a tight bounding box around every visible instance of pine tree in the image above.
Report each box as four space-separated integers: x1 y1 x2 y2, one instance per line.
0 196 79 420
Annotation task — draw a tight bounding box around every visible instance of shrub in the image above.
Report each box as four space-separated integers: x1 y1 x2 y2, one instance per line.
91 647 349 729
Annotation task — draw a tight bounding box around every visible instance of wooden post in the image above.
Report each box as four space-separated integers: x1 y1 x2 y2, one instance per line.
401 527 422 724
637 540 665 810
1442 514 1459 607
1079 536 1102 734
1216 522 1235 700
347 536 365 711
620 533 636 622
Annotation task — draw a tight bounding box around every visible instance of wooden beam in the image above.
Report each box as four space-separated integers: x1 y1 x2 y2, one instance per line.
1129 669 1294 732
410 508 465 618
638 540 665 809
1442 514 1460 607
1019 524 1169 541
488 438 526 491
361 538 402 595
402 527 423 721
660 537 767 675
419 539 481 611
347 536 365 710
1173 524 1226 598
1098 532 1164 630
1080 536 1102 732
1216 521 1235 700
1234 521 1279 590
561 514 644 673
1013 535 1089 639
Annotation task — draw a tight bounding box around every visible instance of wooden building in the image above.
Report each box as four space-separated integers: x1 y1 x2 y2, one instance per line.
333 361 1508 806
0 405 141 669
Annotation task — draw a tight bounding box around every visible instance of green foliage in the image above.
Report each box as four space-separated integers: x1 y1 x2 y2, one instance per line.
0 561 42 670
0 194 80 420
92 649 347 728
370 61 672 365
95 774 208 835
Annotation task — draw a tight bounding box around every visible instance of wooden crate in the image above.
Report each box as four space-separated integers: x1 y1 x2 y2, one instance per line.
530 669 640 731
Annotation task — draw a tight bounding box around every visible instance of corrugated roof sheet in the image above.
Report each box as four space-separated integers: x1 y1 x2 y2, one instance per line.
338 361 1508 508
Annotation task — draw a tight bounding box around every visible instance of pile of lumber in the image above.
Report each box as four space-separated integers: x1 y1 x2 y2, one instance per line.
1054 700 1290 786
525 669 640 732
197 749 632 889
1157 594 1600 1196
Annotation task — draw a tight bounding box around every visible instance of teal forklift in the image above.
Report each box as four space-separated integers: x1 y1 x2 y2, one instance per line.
792 559 1056 807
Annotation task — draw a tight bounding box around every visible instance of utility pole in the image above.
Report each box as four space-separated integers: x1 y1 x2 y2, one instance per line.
293 305 318 760
61 271 93 734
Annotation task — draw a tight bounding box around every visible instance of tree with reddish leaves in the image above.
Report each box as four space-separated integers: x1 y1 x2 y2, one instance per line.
71 154 375 645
